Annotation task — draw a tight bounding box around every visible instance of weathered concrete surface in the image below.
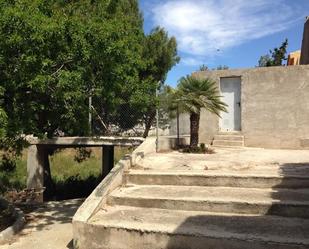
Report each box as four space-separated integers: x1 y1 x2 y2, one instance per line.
136 147 309 171
26 145 45 190
193 65 309 149
169 113 190 135
0 199 83 249
300 17 309 65
74 147 309 249
108 185 309 218
26 145 46 202
212 133 244 147
125 170 309 189
27 136 144 147
85 206 309 249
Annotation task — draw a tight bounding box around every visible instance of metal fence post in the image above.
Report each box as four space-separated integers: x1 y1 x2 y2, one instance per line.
156 87 159 153
177 104 180 147
88 95 92 135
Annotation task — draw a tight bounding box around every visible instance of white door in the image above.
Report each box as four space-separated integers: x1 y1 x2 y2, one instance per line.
219 77 241 131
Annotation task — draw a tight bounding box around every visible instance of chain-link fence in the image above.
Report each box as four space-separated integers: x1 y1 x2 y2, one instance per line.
156 95 190 150
88 93 147 137
87 88 190 146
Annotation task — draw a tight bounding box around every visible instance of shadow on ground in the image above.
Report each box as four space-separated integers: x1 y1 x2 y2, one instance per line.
20 199 84 233
46 175 102 201
165 162 309 249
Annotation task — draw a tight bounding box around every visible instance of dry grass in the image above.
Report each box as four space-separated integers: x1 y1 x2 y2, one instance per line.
0 146 134 199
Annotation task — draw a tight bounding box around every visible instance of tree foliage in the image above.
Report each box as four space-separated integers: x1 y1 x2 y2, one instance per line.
216 65 229 70
199 65 229 71
0 0 179 193
258 39 288 67
139 27 180 137
0 0 179 142
199 64 209 71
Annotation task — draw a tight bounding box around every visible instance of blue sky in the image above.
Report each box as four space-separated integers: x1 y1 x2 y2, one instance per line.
139 0 309 87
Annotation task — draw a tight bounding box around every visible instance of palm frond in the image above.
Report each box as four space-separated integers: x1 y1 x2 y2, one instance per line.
176 75 227 116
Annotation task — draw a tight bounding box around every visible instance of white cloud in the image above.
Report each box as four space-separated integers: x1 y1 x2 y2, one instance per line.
151 0 306 57
181 57 205 66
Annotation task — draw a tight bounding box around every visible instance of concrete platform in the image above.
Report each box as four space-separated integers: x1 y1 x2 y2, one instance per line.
135 147 309 171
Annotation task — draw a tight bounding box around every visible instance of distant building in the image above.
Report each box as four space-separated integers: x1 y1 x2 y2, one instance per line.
287 50 301 65
300 17 309 64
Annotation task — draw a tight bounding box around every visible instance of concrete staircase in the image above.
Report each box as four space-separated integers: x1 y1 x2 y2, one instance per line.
86 166 309 249
212 133 244 147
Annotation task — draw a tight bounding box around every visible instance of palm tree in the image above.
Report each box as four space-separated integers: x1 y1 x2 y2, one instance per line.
176 75 227 147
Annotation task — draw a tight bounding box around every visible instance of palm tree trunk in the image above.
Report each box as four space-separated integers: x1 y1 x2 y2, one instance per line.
190 112 200 147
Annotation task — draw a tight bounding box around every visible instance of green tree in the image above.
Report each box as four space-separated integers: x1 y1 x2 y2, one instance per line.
0 0 147 194
258 39 288 67
79 0 146 134
199 64 209 71
0 0 146 139
258 55 272 67
0 0 180 194
139 27 180 137
176 76 227 147
216 65 229 70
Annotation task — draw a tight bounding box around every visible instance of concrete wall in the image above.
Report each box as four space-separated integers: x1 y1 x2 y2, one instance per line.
193 65 309 149
169 113 190 136
300 17 309 65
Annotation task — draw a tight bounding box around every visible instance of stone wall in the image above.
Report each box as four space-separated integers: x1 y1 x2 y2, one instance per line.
192 65 309 149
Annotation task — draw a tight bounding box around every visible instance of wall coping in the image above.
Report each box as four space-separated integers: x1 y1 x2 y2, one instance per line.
26 136 144 147
193 64 309 78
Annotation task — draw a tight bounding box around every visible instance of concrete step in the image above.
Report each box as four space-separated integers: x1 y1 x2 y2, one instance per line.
218 131 242 135
212 140 244 147
214 135 244 141
108 185 309 218
124 170 309 189
87 205 309 249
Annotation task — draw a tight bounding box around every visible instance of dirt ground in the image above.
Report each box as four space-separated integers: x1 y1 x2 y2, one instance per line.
0 199 83 249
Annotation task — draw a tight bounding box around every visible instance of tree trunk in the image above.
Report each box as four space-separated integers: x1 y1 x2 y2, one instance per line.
190 112 200 147
143 110 156 138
